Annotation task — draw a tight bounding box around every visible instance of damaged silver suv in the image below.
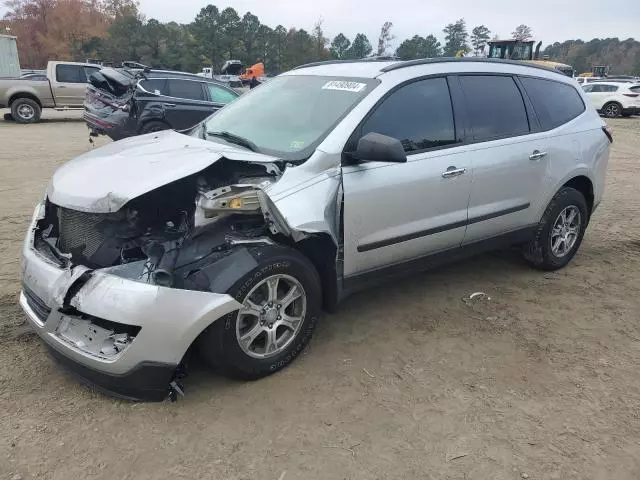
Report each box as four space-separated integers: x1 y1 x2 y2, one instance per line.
20 58 610 401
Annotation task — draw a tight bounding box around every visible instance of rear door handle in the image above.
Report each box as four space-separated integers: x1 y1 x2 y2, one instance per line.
442 167 466 178
163 103 176 108
529 150 548 161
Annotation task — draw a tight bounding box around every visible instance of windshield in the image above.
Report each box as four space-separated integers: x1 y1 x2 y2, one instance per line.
201 75 378 161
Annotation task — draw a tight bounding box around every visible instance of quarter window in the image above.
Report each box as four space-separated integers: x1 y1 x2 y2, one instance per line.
360 77 456 152
521 77 585 130
140 79 168 95
459 75 530 141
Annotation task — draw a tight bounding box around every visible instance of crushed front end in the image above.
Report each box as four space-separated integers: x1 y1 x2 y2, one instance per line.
20 156 291 401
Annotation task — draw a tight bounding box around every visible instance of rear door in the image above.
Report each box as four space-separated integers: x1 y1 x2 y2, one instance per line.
342 77 472 277
162 78 212 129
51 64 98 106
456 74 547 244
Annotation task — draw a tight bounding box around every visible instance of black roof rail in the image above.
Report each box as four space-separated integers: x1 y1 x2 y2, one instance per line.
379 57 563 75
292 58 398 71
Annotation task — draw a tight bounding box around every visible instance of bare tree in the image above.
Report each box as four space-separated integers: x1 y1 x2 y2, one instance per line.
512 24 533 41
377 21 394 56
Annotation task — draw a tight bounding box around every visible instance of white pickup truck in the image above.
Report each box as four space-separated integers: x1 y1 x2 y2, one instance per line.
0 61 102 123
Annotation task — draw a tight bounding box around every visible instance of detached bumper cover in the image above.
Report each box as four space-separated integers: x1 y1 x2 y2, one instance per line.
20 205 242 401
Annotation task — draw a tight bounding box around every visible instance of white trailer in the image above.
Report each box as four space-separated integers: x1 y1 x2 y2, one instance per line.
0 34 20 78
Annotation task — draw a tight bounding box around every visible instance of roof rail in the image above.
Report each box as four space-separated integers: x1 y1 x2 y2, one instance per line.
292 58 398 71
379 57 562 74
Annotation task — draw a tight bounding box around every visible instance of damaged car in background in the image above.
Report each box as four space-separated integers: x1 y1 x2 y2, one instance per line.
84 67 239 141
21 59 609 401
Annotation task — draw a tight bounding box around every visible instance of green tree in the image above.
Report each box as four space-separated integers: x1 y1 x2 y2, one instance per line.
471 25 491 55
191 4 222 67
270 25 288 72
283 28 314 69
395 34 441 60
219 7 241 60
346 33 372 59
330 33 351 59
443 18 469 56
377 21 394 56
240 12 261 64
512 24 533 42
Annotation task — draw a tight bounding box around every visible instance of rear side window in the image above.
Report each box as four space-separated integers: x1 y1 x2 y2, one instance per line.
140 79 168 95
360 77 456 152
630 86 640 93
520 77 585 130
167 79 206 101
56 64 84 83
459 75 529 141
206 83 238 104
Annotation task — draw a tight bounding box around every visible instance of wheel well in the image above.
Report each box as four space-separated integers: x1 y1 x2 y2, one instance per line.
563 176 594 214
293 234 339 313
9 93 42 108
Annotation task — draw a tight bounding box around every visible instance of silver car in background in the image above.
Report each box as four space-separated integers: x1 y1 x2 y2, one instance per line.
20 58 610 400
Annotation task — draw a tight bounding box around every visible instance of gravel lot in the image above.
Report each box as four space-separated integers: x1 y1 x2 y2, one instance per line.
1 110 639 480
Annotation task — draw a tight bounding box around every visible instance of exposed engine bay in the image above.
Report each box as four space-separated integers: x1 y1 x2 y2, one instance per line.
34 159 284 288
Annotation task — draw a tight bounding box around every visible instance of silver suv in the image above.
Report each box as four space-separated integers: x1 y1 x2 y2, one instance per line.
20 58 610 400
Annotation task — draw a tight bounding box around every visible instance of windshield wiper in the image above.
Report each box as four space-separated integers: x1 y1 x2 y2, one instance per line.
206 130 259 152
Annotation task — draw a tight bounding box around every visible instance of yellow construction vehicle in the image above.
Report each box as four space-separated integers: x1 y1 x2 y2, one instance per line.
487 39 574 77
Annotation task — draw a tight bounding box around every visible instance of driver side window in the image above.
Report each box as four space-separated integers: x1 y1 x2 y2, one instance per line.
360 77 456 153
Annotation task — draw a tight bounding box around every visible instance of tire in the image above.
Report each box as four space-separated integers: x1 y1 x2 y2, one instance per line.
139 120 170 135
523 187 589 271
197 245 321 380
11 98 41 124
602 102 622 118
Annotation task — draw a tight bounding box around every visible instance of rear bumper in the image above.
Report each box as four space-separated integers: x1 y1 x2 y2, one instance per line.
83 111 133 141
20 204 242 401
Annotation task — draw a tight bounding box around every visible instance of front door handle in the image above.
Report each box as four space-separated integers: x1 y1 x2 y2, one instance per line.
163 103 176 108
529 150 548 161
442 167 466 178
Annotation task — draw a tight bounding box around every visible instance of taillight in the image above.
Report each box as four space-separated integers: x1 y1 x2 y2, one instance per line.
602 126 613 143
623 93 639 97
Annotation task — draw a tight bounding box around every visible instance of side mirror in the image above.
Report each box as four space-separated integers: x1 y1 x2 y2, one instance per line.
351 132 407 163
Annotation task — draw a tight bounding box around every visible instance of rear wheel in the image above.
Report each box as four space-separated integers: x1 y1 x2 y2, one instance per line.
139 120 170 135
602 102 622 118
11 98 41 124
523 187 588 271
197 245 321 380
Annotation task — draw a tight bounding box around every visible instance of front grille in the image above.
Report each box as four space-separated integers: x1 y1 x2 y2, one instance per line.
23 285 52 323
57 207 107 258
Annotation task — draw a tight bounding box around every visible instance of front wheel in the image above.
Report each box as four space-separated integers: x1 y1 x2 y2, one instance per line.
197 245 321 380
523 187 589 271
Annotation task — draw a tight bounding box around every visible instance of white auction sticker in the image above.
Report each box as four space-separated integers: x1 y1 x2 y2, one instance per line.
322 81 367 92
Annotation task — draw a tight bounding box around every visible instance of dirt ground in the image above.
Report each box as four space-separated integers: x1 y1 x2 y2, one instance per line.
1 110 639 480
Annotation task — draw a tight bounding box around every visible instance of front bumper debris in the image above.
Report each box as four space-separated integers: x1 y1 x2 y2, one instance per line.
20 205 242 401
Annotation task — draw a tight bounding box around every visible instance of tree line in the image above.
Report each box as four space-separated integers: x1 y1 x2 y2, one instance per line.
2 1 639 75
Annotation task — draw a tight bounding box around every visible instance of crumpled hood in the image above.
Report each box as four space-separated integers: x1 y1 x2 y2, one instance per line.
47 130 278 213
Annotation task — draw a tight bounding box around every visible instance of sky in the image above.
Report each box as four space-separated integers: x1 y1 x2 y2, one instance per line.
133 0 639 48
1 0 638 48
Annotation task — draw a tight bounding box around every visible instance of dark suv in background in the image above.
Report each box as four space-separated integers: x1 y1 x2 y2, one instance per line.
84 69 239 140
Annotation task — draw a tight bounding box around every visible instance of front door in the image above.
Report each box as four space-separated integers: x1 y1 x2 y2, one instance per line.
51 64 97 106
342 77 472 278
